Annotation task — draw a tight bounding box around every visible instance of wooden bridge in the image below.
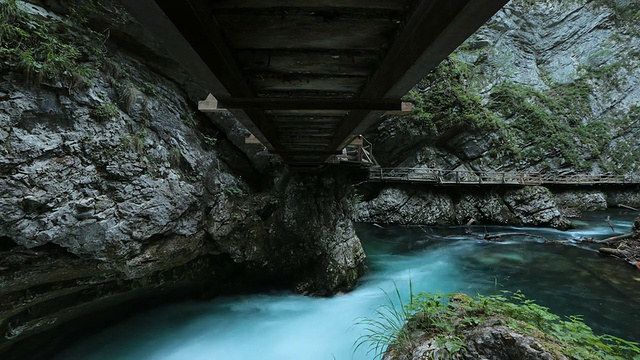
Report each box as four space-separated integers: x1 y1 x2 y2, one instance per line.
121 0 508 171
368 168 640 186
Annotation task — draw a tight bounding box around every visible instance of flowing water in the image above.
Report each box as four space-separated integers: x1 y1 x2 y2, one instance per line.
57 210 640 360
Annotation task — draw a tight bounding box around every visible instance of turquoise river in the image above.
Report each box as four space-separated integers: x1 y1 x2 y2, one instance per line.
57 210 640 359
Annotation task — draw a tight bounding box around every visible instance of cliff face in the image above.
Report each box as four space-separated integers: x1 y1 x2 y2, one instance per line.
369 0 640 175
0 1 364 355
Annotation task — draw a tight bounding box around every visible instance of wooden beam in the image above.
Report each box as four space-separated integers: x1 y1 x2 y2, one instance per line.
385 102 413 115
236 49 381 76
245 134 262 144
209 0 411 11
216 97 409 111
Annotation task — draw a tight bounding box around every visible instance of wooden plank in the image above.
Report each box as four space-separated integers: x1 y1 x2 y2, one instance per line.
236 50 380 76
271 116 342 123
217 14 399 50
268 109 349 116
209 0 411 11
280 134 334 139
257 90 357 99
273 123 338 129
250 76 365 93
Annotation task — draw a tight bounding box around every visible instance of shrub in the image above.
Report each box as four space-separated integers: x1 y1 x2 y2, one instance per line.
90 102 119 121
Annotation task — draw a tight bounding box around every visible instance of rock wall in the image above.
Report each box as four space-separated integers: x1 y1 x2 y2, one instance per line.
356 184 640 227
356 186 571 229
0 1 365 355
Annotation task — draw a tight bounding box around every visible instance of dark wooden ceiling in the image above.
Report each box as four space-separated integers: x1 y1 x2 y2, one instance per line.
121 0 508 171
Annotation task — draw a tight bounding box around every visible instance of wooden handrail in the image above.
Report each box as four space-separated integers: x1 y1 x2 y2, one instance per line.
368 168 636 186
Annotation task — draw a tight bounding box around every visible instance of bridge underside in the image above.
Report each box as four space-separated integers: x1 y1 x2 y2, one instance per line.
121 0 507 171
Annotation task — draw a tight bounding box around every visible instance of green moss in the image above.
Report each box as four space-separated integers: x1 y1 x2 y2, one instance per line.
363 291 640 360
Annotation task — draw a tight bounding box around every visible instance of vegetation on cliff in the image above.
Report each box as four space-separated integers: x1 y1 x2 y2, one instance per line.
359 291 640 360
374 0 640 174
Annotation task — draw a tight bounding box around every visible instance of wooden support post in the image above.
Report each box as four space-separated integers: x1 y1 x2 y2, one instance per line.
385 102 413 115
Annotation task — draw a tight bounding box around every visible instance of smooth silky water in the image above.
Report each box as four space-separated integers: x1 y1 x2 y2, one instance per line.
57 210 640 359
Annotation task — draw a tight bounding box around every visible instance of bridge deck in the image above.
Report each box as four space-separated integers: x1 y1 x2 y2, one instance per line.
368 168 639 186
121 0 508 171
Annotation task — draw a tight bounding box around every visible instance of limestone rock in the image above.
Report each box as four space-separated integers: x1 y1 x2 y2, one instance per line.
355 188 454 225
554 190 608 217
461 318 565 360
355 186 570 229
503 187 571 229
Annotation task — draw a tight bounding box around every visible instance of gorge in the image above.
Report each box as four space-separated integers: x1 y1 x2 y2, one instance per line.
1 0 640 358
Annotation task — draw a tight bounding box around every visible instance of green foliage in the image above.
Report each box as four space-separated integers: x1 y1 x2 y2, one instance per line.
133 129 147 153
595 0 640 24
223 185 244 196
139 82 160 97
362 290 640 360
402 58 502 137
116 80 139 111
354 282 414 359
487 82 610 171
90 102 119 121
0 0 98 88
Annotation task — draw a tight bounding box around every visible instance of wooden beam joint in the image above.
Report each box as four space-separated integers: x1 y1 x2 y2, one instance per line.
199 94 412 112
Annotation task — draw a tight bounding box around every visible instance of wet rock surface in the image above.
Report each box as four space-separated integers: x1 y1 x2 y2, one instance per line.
356 186 570 229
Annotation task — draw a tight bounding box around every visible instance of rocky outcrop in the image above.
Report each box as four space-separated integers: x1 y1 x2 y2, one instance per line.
553 190 608 216
461 318 564 360
385 317 564 360
359 0 640 230
356 186 571 229
0 1 365 356
381 293 631 360
355 188 455 225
